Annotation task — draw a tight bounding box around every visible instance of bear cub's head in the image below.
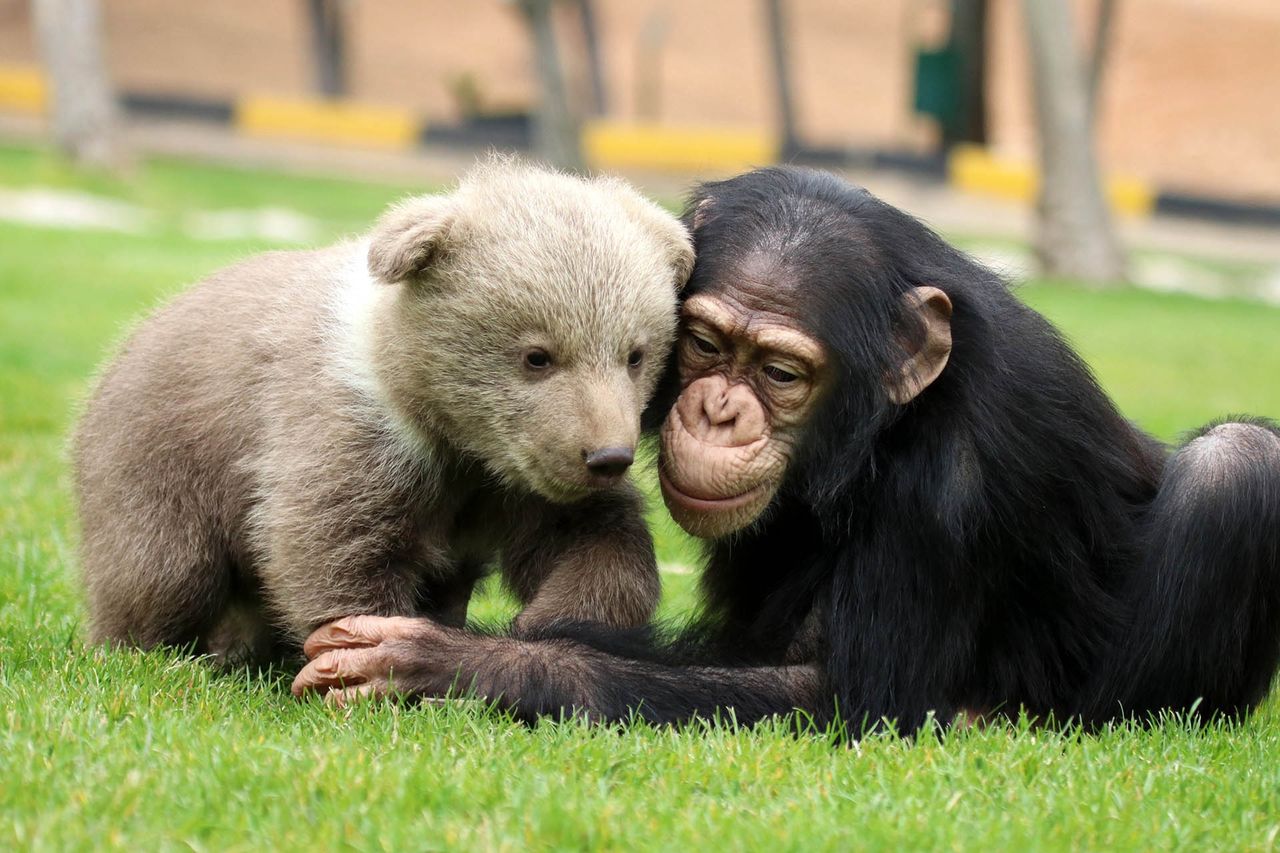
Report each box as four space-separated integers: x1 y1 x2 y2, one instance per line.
366 159 693 503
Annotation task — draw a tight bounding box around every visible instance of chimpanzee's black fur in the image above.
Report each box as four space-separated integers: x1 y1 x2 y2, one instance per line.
462 168 1280 733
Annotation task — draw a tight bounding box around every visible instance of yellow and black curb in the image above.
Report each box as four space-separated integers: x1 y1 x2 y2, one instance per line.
0 64 44 114
2 63 1277 228
948 144 1154 218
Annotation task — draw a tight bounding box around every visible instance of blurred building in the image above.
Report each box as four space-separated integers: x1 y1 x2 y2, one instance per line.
0 0 1276 199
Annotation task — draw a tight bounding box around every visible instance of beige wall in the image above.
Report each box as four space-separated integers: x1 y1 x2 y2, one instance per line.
987 0 1280 201
0 0 1277 199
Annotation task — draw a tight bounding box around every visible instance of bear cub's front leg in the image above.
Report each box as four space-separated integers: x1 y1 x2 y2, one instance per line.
503 485 661 634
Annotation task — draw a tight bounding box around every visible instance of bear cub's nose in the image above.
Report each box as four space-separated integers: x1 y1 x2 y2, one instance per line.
584 446 635 482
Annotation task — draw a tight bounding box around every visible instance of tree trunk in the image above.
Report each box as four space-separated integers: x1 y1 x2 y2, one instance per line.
1022 0 1125 283
33 0 128 169
633 9 670 123
944 0 988 147
306 0 348 98
578 0 607 116
764 0 800 157
518 0 585 172
1086 0 1117 120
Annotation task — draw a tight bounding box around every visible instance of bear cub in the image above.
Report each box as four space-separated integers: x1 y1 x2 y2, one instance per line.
74 159 693 667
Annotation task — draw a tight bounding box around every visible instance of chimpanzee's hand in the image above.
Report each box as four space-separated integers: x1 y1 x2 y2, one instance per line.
291 615 463 707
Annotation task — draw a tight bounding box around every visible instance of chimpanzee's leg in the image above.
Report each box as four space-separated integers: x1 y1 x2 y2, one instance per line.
1091 418 1280 722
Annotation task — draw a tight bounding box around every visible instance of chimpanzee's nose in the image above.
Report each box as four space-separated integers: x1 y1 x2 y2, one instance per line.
703 390 739 428
584 446 635 479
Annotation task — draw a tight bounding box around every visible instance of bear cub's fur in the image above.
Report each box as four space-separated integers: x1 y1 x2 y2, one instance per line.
74 159 693 666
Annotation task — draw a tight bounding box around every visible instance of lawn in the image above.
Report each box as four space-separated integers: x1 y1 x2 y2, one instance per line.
2 143 1279 850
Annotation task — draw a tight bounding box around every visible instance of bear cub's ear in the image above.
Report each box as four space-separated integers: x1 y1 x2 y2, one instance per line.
598 178 696 292
636 201 695 292
665 222 696 292
368 195 458 284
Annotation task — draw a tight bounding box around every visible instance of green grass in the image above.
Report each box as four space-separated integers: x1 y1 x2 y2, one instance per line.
0 144 422 231
2 143 1280 850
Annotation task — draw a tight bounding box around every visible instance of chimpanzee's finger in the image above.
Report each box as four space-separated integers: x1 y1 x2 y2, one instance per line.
325 681 388 708
302 615 421 659
291 647 385 696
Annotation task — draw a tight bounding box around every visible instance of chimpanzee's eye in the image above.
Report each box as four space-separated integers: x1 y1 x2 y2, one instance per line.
764 364 798 384
524 349 552 370
627 349 644 368
691 334 720 355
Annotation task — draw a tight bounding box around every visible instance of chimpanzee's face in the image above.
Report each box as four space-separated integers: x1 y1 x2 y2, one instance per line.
657 245 953 540
657 250 831 538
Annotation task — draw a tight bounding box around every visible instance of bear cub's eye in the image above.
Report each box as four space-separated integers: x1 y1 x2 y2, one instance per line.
627 349 644 368
524 349 552 370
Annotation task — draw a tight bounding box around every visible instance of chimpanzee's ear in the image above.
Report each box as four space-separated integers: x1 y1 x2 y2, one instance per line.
888 285 953 405
367 195 459 284
689 197 714 231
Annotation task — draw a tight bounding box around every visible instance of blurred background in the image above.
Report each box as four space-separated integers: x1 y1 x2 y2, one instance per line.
1 0 1279 290
2 0 1279 191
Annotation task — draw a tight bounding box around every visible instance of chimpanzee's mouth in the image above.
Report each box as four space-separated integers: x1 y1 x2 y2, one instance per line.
658 470 769 513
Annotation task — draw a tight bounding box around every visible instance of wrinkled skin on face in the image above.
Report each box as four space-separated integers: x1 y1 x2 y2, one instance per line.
658 237 954 539
659 289 829 538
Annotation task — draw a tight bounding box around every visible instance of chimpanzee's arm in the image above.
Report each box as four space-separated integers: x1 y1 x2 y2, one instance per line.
291 616 820 726
824 543 977 733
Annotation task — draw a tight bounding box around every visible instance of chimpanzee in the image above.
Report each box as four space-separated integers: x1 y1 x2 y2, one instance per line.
293 167 1280 734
